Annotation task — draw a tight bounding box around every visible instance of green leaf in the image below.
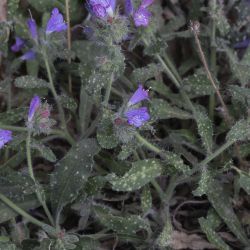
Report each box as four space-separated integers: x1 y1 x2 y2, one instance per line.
195 109 213 154
238 172 250 195
94 205 150 235
0 194 39 224
150 98 192 120
0 169 35 201
108 159 162 191
156 218 173 247
226 119 250 143
75 238 100 250
141 185 152 214
183 73 214 97
97 111 118 149
0 107 27 125
50 139 100 221
195 171 250 246
131 63 162 83
14 76 49 89
165 152 191 175
31 139 57 162
59 94 77 112
0 242 17 250
199 217 231 250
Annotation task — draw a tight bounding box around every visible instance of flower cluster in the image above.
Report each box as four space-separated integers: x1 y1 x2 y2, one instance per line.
27 96 55 134
11 8 67 60
0 129 12 149
124 85 150 127
86 0 154 27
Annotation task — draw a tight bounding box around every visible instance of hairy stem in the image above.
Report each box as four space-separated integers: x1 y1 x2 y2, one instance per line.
104 72 114 106
65 0 72 94
209 0 217 121
42 49 75 144
26 131 55 226
0 192 46 228
191 22 231 124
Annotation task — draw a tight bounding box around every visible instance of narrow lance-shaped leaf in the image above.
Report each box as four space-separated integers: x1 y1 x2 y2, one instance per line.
195 109 213 154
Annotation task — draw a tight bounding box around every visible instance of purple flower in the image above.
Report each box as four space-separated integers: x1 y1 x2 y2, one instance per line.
133 7 151 27
140 0 154 8
128 84 149 106
125 107 150 127
27 18 38 40
87 0 115 19
11 37 25 52
0 129 12 149
20 50 36 61
234 38 250 49
125 0 154 27
28 95 41 122
125 0 133 15
46 8 67 34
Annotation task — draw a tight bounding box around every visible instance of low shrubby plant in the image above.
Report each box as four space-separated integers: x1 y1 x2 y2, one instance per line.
0 0 249 249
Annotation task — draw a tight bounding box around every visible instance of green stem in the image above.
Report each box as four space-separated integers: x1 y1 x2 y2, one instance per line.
198 140 234 167
0 124 74 145
209 0 217 121
42 49 74 145
104 72 114 107
135 133 161 154
0 192 46 228
26 131 55 226
155 54 196 115
151 179 166 201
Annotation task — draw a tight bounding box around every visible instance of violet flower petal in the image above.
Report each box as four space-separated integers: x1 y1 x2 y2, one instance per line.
125 0 133 15
11 37 25 52
140 0 154 8
28 95 41 122
0 129 12 149
125 107 150 127
46 8 67 34
20 50 36 61
234 38 250 49
128 84 149 106
133 7 151 27
27 18 38 40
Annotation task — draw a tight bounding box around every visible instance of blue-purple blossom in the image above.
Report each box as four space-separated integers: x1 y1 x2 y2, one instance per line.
128 84 149 106
125 0 154 27
125 107 150 127
0 129 12 149
28 95 41 122
133 7 151 27
20 50 36 61
234 38 250 49
87 0 115 19
125 0 133 15
27 18 38 40
46 8 67 34
11 37 25 52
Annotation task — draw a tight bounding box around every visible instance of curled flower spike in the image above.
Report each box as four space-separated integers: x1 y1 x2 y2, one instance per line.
46 8 67 34
11 37 25 52
0 129 12 149
125 107 150 127
28 95 41 122
128 84 149 106
27 18 38 40
20 50 36 61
